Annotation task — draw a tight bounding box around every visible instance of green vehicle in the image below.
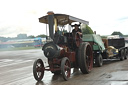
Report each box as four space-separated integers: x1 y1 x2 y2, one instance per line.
83 34 128 67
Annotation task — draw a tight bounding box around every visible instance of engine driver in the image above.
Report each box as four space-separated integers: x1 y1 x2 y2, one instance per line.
72 24 82 36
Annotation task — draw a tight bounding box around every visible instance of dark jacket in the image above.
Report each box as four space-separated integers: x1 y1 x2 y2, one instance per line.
72 28 82 34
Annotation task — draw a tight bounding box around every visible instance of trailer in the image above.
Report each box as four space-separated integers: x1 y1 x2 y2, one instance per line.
83 34 128 67
103 38 128 60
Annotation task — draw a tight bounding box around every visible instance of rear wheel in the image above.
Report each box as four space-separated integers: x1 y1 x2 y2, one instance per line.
120 50 125 61
95 54 103 67
33 59 44 81
61 57 71 81
124 49 128 59
78 42 93 74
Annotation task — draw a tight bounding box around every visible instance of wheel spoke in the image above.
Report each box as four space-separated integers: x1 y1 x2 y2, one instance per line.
37 72 40 77
64 63 69 74
36 63 43 72
86 56 90 69
86 53 92 70
66 61 70 77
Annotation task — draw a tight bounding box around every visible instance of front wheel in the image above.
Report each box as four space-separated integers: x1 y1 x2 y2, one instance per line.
61 57 71 81
33 59 44 81
95 54 103 67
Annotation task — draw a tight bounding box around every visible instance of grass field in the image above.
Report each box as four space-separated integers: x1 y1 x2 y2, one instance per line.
0 46 41 51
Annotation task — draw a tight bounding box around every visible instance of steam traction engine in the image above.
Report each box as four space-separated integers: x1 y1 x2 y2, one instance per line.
33 12 93 81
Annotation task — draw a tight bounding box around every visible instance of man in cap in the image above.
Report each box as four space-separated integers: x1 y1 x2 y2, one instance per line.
72 24 82 36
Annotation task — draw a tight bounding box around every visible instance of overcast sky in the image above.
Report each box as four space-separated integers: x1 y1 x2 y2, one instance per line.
0 0 128 37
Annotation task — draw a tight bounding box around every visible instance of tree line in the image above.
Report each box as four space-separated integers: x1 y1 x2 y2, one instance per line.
0 25 128 42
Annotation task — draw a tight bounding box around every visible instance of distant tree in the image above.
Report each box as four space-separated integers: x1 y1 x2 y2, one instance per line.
28 35 35 38
36 34 47 38
0 37 6 42
81 24 94 34
101 36 107 38
123 35 128 37
111 31 123 37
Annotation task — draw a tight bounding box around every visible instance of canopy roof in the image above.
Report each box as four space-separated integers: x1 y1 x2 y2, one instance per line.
39 14 89 26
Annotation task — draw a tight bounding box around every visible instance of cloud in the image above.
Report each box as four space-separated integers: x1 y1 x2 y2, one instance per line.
118 16 128 21
0 0 128 37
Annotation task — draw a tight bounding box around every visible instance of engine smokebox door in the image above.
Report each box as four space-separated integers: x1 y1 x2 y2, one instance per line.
42 42 60 59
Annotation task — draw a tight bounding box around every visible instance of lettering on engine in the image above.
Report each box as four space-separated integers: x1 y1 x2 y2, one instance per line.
45 46 54 50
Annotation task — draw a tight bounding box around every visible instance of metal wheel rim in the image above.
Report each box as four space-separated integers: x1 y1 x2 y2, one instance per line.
35 60 44 80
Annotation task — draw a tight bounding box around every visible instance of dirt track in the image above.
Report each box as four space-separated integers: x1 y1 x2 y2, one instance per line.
0 49 128 85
